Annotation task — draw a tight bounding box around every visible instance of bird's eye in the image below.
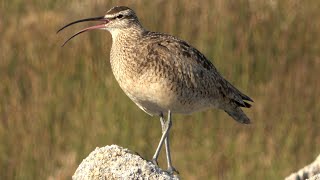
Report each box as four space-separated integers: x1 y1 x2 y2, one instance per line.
116 14 123 19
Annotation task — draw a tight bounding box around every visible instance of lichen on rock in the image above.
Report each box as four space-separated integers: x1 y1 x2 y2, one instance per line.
72 145 179 180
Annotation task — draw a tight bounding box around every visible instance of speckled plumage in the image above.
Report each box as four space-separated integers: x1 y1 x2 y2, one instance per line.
58 6 253 173
106 7 253 123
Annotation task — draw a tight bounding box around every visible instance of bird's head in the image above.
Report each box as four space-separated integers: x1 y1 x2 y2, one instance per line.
57 6 141 46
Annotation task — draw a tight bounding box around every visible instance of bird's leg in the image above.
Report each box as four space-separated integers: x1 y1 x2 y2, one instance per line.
163 110 179 174
151 111 178 174
152 112 168 166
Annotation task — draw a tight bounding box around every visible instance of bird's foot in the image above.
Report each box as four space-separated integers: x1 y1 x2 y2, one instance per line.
150 159 179 175
167 166 179 175
151 158 159 167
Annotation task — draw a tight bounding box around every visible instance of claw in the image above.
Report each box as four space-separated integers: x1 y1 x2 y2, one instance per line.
167 166 179 175
151 158 159 167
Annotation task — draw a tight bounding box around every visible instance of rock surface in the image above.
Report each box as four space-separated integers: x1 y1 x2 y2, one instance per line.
308 174 320 180
72 145 179 180
285 155 320 180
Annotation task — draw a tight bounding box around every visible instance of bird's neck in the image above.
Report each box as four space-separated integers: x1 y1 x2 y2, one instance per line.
109 25 146 44
109 25 147 87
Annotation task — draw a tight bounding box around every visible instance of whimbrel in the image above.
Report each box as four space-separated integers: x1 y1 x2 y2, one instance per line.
58 6 253 174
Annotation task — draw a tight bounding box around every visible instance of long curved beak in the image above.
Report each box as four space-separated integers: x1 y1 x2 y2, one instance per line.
57 16 108 46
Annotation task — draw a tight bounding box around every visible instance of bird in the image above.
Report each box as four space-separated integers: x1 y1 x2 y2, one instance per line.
57 6 253 174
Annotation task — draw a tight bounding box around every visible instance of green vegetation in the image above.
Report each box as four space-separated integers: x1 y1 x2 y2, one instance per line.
1 0 319 179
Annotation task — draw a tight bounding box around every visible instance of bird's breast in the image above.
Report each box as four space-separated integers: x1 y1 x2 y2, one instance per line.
110 61 180 115
109 39 214 115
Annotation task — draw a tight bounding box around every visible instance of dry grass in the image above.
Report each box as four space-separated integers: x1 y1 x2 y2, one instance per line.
1 0 320 179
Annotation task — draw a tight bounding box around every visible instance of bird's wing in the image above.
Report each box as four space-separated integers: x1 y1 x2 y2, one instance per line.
139 33 252 107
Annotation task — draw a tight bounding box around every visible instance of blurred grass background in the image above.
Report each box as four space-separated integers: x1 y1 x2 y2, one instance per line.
1 0 320 179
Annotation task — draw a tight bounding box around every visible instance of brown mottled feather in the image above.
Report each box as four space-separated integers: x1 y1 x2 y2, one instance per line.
107 6 253 123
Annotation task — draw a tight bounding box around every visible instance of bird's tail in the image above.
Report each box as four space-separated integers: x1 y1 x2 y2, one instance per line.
224 107 251 124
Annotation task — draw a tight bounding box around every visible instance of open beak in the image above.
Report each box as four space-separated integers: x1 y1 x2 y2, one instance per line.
57 16 108 46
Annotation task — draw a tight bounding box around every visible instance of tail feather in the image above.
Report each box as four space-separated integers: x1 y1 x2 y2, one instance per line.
224 107 251 124
240 93 254 102
235 100 252 108
225 80 254 103
243 101 252 108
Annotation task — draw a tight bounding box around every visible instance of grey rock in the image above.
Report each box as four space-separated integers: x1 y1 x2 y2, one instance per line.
308 174 320 180
73 145 179 180
285 155 320 180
